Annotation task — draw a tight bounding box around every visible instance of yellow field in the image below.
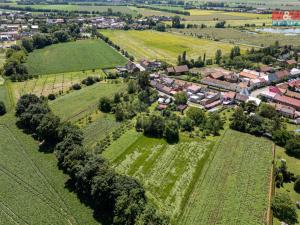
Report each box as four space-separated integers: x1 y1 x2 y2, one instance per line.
100 30 248 64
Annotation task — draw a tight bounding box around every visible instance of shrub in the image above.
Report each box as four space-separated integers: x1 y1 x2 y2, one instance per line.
72 83 81 90
48 94 56 100
285 137 300 158
271 193 298 225
98 97 112 113
294 178 300 193
0 101 6 116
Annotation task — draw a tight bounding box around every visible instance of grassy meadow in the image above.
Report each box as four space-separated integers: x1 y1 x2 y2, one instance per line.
26 39 127 75
0 114 101 225
100 30 248 64
10 70 106 100
49 82 126 122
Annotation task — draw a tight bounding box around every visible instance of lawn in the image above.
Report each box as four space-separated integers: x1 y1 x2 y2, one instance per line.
100 30 248 64
26 39 127 75
180 129 273 225
49 82 126 122
10 69 106 100
0 114 101 225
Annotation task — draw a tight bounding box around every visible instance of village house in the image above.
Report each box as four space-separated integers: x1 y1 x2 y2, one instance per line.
166 65 189 75
235 93 249 103
139 59 161 71
268 70 290 83
201 77 237 92
289 79 300 92
186 84 202 94
275 104 296 118
222 91 236 105
274 95 300 110
259 90 278 100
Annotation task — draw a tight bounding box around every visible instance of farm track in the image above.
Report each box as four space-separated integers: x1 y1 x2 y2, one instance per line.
0 124 78 225
0 199 30 225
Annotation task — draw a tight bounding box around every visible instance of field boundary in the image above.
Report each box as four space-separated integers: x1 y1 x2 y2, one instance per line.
266 144 275 225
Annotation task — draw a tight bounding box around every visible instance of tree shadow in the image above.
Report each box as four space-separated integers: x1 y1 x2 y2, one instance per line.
38 141 56 153
65 179 114 225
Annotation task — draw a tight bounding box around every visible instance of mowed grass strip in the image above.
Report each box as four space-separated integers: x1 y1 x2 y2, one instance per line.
100 30 248 64
179 129 273 225
49 82 126 121
26 39 128 75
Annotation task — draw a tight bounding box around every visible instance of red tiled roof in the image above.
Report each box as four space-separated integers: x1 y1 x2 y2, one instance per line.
286 59 297 65
239 71 257 80
275 70 289 79
274 95 300 108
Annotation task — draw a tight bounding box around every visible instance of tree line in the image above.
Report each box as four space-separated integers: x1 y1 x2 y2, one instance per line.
230 102 300 158
14 93 169 225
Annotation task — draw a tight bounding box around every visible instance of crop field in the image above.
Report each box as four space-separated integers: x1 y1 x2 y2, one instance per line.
10 70 105 100
184 10 270 21
174 18 272 27
0 115 100 225
129 6 176 17
100 30 248 64
26 39 127 75
49 82 126 121
180 129 273 225
103 132 213 220
174 27 300 47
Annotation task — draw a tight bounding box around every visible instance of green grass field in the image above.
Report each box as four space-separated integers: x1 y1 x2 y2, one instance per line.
10 70 106 100
180 129 273 225
26 39 127 75
49 82 126 122
0 114 101 225
100 30 248 64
